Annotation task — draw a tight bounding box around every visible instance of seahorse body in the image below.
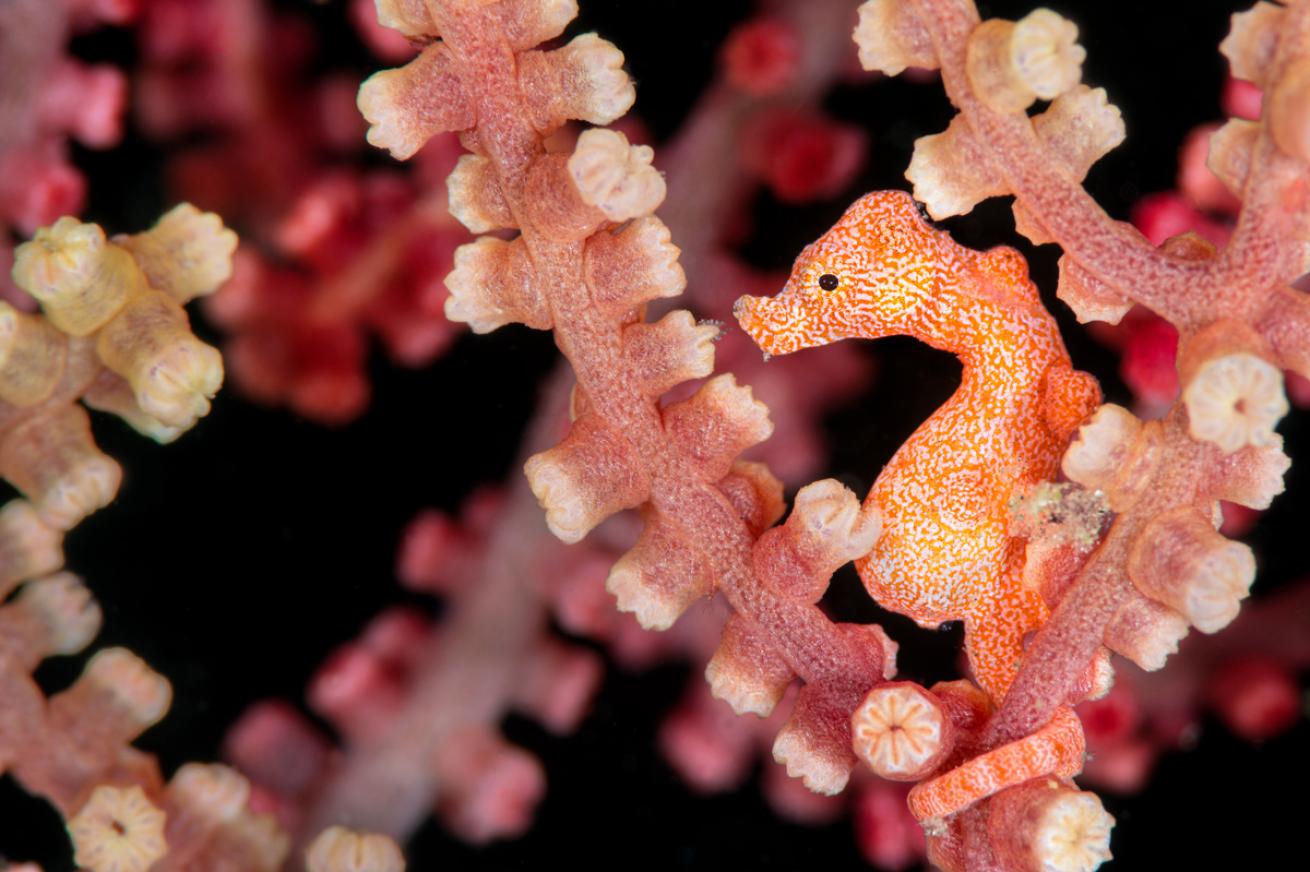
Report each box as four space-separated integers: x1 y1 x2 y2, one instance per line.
734 190 1100 701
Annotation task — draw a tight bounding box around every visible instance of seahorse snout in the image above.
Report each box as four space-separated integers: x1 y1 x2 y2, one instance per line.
734 293 804 357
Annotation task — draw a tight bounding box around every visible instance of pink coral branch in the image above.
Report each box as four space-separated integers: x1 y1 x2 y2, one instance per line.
351 0 901 797
884 0 1302 749
294 372 567 845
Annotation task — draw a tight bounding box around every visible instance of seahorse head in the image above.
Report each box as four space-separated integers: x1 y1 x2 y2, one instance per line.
734 190 954 356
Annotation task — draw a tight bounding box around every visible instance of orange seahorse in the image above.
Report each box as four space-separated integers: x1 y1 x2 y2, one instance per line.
734 190 1100 702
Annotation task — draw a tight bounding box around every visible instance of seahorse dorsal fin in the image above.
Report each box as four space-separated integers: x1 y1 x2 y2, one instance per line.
1042 365 1103 439
969 245 1042 309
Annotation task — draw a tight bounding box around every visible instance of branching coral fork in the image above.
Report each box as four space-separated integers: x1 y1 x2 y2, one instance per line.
854 0 1304 748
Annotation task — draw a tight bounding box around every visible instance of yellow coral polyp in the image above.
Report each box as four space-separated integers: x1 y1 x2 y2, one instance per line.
12 217 140 336
965 10 1085 113
121 202 239 304
0 301 65 406
306 825 406 872
94 290 224 430
67 784 168 872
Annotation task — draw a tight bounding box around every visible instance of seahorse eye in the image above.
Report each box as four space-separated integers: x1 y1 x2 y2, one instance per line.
818 273 839 291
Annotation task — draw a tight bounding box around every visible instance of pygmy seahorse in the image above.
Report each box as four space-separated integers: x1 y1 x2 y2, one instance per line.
734 190 1100 701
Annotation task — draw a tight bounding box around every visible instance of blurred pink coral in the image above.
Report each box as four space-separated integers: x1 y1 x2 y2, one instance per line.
721 17 803 97
0 0 130 306
205 151 466 422
742 109 869 204
137 0 467 421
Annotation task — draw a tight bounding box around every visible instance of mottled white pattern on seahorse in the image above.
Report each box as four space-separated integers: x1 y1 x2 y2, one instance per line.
736 190 1100 701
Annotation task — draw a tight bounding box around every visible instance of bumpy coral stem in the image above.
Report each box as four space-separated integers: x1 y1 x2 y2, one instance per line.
357 0 899 801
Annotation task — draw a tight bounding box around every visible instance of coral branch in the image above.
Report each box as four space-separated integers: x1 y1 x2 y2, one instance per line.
0 207 302 869
358 0 898 805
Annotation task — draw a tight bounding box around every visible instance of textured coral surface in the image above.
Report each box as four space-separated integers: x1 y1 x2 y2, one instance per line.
0 1 1306 870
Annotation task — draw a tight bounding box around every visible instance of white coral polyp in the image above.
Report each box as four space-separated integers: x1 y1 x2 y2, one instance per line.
523 450 594 545
137 204 238 302
1228 440 1291 509
306 825 405 872
793 479 881 561
1206 118 1258 199
12 217 106 304
568 129 666 221
374 0 437 39
1032 790 1115 872
606 553 680 630
1219 2 1283 86
624 310 718 396
85 648 172 728
19 572 101 655
168 763 251 824
1183 352 1288 454
1182 540 1255 633
447 156 512 234
0 500 63 579
559 33 635 125
621 218 686 300
698 374 773 447
39 453 122 532
851 684 945 778
1036 86 1125 177
905 117 1005 220
854 0 935 76
656 311 718 382
1132 618 1187 671
705 653 783 717
773 726 850 795
1061 404 1140 491
1055 257 1132 326
1011 9 1085 100
358 69 413 158
444 238 509 334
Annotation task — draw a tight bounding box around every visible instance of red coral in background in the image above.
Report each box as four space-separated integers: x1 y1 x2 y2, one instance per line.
205 143 467 423
136 0 467 424
0 0 132 306
741 108 869 203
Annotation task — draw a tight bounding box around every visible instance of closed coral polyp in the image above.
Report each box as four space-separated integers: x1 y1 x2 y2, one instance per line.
0 302 64 406
12 216 137 335
567 128 665 222
965 10 1084 113
15 572 101 657
853 0 937 76
120 203 238 304
82 647 172 729
166 762 251 825
306 825 406 872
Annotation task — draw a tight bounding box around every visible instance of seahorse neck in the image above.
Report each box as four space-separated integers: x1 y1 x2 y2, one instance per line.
934 303 1059 409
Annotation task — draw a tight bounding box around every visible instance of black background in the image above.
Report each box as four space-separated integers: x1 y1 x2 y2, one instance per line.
2 1 1306 869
